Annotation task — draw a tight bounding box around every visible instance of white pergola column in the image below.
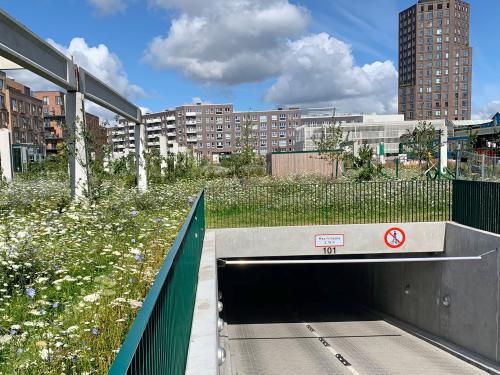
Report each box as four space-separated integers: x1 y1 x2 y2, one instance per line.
159 134 168 173
66 91 89 200
0 129 13 182
135 122 147 192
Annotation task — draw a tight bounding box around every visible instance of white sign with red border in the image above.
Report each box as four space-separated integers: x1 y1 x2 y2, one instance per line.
315 234 344 248
384 227 406 249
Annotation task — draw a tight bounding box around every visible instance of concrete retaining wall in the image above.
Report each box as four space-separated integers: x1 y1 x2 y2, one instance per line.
215 222 446 258
371 222 500 363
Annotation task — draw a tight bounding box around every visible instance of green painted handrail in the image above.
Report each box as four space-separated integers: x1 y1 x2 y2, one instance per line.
108 191 205 374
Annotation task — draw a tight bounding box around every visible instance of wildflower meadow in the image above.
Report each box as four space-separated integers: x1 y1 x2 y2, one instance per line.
0 175 202 374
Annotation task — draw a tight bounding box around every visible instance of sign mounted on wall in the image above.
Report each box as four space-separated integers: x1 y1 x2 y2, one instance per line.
384 227 406 249
315 234 344 248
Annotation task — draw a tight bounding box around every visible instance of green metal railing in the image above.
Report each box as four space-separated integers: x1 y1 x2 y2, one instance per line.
206 180 452 228
108 192 205 375
453 180 500 235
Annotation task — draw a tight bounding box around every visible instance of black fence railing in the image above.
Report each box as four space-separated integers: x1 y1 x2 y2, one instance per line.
453 180 500 235
206 180 452 228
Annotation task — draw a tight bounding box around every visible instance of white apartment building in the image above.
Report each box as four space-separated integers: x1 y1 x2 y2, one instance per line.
296 114 447 157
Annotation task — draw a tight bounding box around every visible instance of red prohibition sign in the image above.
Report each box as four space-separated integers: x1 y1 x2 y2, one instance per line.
384 227 406 249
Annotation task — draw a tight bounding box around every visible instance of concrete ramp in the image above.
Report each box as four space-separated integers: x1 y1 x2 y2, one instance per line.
215 222 446 258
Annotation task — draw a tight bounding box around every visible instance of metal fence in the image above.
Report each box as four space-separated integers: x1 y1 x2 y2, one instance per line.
453 180 500 235
455 151 500 181
206 180 452 228
108 192 205 375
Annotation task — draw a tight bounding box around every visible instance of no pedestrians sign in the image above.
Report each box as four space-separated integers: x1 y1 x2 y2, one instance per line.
384 227 406 249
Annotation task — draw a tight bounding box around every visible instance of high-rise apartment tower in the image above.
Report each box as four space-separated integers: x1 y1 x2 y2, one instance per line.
399 0 472 121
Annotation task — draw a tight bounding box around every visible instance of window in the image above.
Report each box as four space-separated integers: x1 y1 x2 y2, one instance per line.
260 123 267 130
11 99 17 111
272 115 278 121
0 95 3 109
0 79 3 89
259 116 267 122
279 131 286 138
55 96 62 105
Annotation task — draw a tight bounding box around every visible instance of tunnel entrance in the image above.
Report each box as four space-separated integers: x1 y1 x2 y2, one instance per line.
219 263 372 325
218 262 489 375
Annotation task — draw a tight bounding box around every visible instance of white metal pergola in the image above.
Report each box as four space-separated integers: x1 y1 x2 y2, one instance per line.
0 9 147 197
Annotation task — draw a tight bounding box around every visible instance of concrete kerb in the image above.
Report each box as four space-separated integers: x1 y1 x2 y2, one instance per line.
186 231 219 375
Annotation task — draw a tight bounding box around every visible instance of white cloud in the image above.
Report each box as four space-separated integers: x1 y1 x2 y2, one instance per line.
7 37 143 100
140 106 152 115
7 37 143 122
48 37 144 99
4 70 60 92
473 100 500 120
265 33 398 114
88 0 128 16
145 1 397 114
144 0 309 84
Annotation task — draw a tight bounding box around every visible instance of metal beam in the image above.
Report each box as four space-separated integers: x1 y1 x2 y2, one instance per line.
0 9 141 123
79 68 141 123
224 256 484 265
0 9 76 90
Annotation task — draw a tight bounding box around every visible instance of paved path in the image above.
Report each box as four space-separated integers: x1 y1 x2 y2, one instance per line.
227 311 486 375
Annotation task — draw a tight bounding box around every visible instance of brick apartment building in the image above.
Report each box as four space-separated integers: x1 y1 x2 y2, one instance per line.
234 108 301 156
399 0 472 121
35 91 106 159
109 101 300 160
34 91 65 154
0 71 45 159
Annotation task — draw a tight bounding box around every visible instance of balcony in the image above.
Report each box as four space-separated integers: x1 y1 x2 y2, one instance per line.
167 124 175 129
167 131 176 137
186 112 197 117
186 128 197 134
186 120 197 125
146 118 161 124
187 137 197 143
166 116 176 122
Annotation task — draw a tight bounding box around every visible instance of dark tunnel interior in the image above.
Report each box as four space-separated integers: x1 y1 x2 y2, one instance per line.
218 263 376 324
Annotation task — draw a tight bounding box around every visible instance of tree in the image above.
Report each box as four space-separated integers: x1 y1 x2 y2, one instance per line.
353 145 382 181
400 121 439 169
231 113 263 178
466 129 478 152
313 109 352 178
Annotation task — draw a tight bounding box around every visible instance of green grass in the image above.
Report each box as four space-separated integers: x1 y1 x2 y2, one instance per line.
206 179 452 228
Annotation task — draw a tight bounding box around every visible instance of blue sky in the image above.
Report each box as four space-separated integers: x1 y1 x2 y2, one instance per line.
1 0 499 118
